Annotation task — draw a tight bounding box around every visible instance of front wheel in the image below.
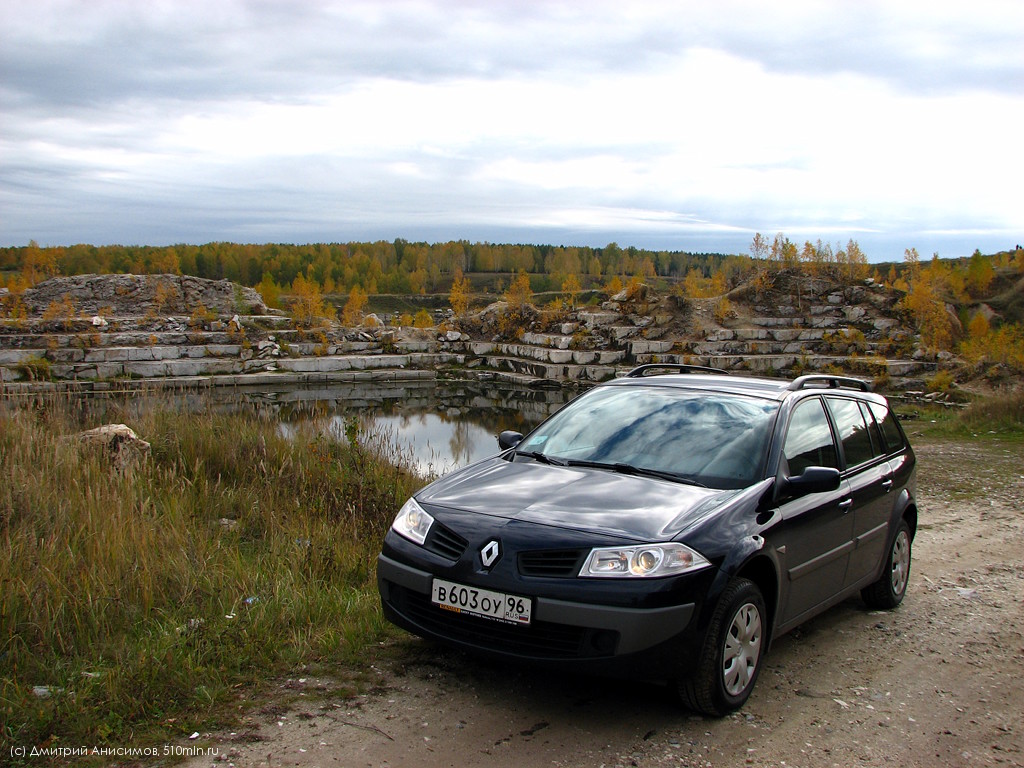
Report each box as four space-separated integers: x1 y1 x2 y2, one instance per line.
678 578 766 716
861 519 912 609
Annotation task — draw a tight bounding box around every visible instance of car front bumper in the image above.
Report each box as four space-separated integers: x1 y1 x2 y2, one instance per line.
378 553 698 662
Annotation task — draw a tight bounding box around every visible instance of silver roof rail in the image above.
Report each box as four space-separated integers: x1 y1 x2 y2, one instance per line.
626 364 729 378
787 374 871 392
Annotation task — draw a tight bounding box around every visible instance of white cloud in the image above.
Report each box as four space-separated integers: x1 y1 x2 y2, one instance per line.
0 0 1022 257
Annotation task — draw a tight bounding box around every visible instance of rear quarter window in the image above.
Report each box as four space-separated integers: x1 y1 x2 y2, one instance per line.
827 397 875 468
868 401 906 453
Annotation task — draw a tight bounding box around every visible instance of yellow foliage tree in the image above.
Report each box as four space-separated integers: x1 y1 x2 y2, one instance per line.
901 268 955 351
449 268 471 317
413 308 433 328
561 273 582 309
289 274 327 328
257 273 282 309
22 240 59 284
967 312 990 340
153 279 178 315
504 270 533 309
340 285 368 326
843 240 869 281
683 269 706 298
966 251 994 297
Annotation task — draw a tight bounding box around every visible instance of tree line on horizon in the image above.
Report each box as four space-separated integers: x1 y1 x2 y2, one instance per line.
4 234 1015 295
1 239 749 297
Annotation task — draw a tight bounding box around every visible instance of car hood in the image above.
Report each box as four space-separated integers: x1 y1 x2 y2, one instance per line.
417 456 745 541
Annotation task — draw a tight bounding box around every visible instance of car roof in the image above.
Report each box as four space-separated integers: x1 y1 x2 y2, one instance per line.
605 367 884 404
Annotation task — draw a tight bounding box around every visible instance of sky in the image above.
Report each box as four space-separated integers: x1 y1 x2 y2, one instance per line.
1 0 1022 262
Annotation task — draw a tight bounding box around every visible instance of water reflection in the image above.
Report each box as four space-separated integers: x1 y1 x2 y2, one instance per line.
263 380 573 476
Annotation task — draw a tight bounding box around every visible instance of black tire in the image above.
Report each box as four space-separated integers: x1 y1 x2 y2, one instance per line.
861 519 912 609
678 578 767 717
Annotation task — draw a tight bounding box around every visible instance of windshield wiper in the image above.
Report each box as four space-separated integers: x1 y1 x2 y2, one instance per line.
565 459 707 487
514 449 566 466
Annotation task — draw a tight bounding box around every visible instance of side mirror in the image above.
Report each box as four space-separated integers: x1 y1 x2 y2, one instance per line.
785 466 841 496
497 430 523 450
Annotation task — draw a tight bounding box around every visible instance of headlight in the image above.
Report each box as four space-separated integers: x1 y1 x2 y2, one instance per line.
390 497 434 545
579 542 711 578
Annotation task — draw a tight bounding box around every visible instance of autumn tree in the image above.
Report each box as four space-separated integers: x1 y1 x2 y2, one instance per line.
769 233 798 268
966 250 994 297
904 247 920 272
449 267 471 317
22 240 59 284
289 273 328 328
843 240 870 281
967 311 990 340
340 285 368 326
504 269 533 309
153 279 179 314
683 268 708 298
257 273 282 309
750 233 770 262
901 258 956 351
150 249 181 275
560 273 582 309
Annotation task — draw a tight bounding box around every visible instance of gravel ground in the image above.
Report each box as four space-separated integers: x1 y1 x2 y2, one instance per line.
185 436 1024 768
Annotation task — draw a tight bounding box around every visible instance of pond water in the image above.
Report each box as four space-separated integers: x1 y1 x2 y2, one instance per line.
243 380 574 476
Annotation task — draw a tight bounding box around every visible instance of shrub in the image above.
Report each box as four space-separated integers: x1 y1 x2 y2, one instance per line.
188 302 215 328
41 295 77 330
412 309 433 328
16 354 52 381
712 297 736 324
926 369 956 393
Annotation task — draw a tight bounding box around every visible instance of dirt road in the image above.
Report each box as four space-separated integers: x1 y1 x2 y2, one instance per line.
186 437 1024 768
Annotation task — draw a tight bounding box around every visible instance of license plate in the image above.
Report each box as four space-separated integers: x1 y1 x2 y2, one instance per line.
431 578 532 626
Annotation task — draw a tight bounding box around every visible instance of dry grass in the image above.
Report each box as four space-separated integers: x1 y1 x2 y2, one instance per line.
0 395 419 750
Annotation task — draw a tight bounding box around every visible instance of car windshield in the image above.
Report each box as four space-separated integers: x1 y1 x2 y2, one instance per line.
517 384 778 490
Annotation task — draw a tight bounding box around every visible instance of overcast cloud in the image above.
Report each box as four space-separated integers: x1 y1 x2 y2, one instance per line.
1 0 1022 260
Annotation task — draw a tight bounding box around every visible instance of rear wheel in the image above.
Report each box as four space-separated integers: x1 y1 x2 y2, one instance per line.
679 578 766 716
861 519 912 609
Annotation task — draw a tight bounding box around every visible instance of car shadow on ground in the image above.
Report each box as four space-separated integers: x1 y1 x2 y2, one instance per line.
387 594 875 724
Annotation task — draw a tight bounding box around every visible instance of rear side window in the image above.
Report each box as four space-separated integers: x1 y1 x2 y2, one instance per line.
868 401 906 453
827 397 875 468
783 398 838 475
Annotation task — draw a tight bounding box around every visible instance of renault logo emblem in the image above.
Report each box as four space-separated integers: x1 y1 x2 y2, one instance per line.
480 539 502 568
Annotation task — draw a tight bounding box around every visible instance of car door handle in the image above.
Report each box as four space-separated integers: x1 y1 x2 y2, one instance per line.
838 498 854 512
882 479 894 492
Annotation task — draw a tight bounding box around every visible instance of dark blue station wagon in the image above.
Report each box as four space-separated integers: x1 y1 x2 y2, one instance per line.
377 367 917 715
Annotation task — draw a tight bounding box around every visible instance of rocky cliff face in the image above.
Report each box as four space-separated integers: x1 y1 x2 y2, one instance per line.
0 271 947 394
21 274 269 317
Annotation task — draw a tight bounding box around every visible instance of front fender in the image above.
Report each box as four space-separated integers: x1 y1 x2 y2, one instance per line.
693 533 781 642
